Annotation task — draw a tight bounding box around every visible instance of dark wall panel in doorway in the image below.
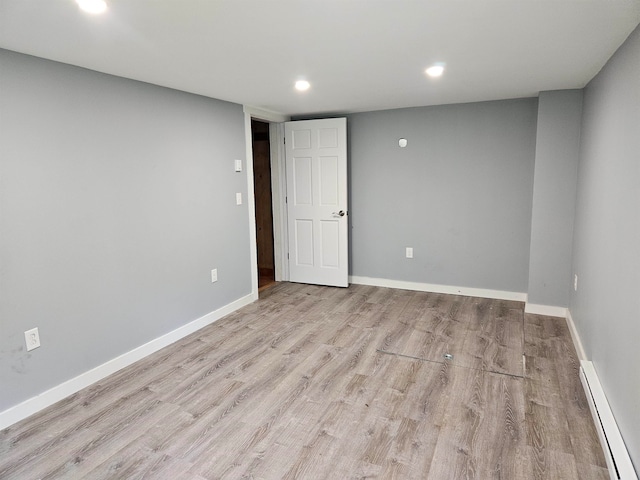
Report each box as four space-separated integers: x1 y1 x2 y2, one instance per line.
252 120 275 284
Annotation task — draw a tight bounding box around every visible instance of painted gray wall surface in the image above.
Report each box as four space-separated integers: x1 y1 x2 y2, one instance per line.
527 90 582 307
348 99 538 293
0 50 251 411
571 25 640 470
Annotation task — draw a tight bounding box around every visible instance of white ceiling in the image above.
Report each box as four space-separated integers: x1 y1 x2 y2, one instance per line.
1 0 639 116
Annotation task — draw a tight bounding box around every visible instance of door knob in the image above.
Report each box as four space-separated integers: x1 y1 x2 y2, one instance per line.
332 210 346 217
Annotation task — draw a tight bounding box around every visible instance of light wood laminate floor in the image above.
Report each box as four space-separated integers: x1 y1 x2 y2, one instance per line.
0 283 608 479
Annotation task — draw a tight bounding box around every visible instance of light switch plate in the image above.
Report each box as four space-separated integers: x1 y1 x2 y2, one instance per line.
236 192 242 205
234 159 242 172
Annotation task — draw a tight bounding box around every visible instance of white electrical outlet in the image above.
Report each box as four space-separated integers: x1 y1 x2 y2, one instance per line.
24 327 41 351
236 192 242 205
406 247 414 259
234 159 243 172
574 274 578 291
211 269 218 283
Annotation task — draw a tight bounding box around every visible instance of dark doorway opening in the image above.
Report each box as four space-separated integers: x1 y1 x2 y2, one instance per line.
251 120 276 291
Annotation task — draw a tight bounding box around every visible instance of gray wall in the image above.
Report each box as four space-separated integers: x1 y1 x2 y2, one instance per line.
0 50 251 411
348 99 538 293
527 90 582 307
571 24 640 470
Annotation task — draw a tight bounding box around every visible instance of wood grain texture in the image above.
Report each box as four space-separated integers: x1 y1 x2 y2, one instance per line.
0 283 608 479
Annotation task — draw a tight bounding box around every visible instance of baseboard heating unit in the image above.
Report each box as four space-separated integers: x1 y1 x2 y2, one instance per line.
580 361 638 480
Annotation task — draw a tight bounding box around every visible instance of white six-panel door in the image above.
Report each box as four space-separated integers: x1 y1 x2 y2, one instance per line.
285 118 348 287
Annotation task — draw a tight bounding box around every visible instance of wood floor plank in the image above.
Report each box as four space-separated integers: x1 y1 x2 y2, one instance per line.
522 446 581 480
6 399 179 480
426 367 529 480
379 293 525 378
0 283 608 480
83 441 203 480
462 303 524 376
524 313 608 476
281 428 339 480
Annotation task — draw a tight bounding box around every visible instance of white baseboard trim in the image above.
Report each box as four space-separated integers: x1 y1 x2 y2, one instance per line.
0 293 256 430
566 309 587 361
580 361 638 480
524 303 568 318
349 276 527 302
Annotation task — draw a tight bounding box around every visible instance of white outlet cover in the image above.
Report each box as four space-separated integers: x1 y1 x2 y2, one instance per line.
211 269 218 283
234 159 242 172
25 327 41 351
406 247 414 258
236 192 242 205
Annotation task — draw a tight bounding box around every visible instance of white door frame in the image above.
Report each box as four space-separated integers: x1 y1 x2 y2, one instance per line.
269 122 289 283
243 106 290 298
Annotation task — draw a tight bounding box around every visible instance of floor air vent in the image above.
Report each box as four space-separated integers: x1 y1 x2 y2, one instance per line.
580 361 638 480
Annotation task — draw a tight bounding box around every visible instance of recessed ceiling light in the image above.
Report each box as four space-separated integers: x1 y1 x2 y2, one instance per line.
76 0 107 14
426 65 445 78
295 80 311 92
